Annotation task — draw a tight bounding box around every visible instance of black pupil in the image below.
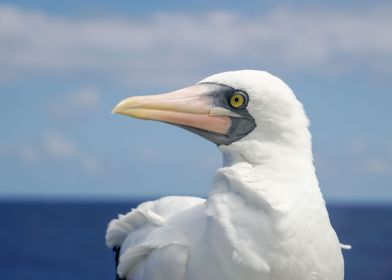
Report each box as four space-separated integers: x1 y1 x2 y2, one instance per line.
234 97 239 102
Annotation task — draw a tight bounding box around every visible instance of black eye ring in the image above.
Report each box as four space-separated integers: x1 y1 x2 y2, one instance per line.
228 91 249 110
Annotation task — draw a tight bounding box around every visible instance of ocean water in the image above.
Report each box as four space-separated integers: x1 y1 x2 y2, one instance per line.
0 200 391 280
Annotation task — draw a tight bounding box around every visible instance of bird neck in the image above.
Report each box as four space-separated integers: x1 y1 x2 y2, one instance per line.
219 137 313 167
213 136 322 212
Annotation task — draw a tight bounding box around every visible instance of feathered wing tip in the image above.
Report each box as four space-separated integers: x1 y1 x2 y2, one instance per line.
117 243 157 277
118 240 189 280
106 197 200 280
114 226 190 279
340 243 352 250
106 202 165 249
106 203 166 280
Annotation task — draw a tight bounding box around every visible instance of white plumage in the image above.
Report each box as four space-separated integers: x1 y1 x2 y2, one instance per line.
107 70 346 280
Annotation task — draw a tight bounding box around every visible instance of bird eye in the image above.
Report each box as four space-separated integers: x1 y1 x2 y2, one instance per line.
229 91 247 109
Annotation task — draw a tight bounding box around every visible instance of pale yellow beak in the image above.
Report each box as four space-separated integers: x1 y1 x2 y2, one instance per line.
113 84 237 135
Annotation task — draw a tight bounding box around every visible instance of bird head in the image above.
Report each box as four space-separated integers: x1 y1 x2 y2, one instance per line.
113 70 309 148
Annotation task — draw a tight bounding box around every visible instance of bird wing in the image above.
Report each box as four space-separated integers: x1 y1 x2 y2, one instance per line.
106 196 205 280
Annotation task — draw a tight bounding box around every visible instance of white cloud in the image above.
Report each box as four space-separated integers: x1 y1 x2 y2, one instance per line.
69 87 101 109
43 130 78 159
48 87 101 119
0 4 392 86
364 158 392 176
41 130 101 172
11 130 101 172
80 154 100 173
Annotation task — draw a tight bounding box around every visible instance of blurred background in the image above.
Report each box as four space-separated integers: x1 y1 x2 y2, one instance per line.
0 0 391 279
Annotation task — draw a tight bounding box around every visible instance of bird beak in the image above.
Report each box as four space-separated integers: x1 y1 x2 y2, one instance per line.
112 84 237 135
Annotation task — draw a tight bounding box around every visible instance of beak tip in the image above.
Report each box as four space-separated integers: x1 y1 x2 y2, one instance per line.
112 102 124 115
112 98 135 115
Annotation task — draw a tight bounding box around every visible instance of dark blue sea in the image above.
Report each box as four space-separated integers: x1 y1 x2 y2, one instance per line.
0 200 391 280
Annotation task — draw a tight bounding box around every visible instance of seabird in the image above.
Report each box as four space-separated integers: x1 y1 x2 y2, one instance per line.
107 70 347 280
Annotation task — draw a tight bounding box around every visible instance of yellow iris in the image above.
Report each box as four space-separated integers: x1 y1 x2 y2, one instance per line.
229 93 245 108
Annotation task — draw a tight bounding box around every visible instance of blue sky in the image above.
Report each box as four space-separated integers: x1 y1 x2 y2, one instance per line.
0 0 391 202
